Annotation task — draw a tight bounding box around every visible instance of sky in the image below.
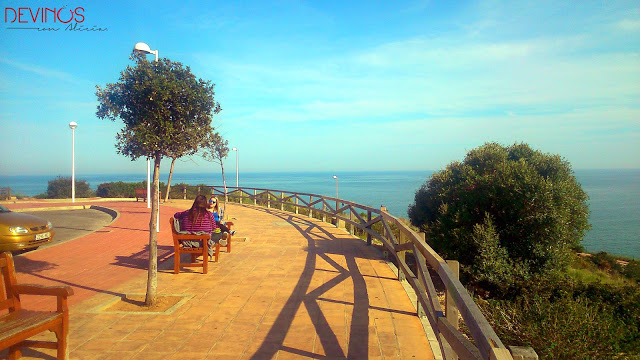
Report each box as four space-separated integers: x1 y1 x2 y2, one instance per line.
1 0 639 177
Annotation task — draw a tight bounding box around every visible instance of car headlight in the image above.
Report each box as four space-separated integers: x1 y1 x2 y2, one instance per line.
9 226 29 234
47 221 53 229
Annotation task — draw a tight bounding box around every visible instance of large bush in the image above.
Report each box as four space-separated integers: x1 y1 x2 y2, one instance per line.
96 181 145 198
44 176 93 198
477 278 640 359
408 143 590 293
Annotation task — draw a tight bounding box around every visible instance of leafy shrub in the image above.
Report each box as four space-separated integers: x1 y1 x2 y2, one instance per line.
623 260 640 283
44 176 93 198
590 252 624 273
96 181 145 198
478 278 640 359
408 142 591 294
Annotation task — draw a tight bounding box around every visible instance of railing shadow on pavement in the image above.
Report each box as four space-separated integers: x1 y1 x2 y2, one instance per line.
245 207 372 360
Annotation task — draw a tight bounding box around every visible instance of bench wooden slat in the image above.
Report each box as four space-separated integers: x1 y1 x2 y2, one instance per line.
0 252 72 359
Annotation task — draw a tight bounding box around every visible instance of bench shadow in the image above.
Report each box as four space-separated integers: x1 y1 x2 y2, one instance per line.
243 206 383 359
111 245 175 270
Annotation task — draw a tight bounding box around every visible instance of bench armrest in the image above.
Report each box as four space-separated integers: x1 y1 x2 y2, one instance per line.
14 284 74 297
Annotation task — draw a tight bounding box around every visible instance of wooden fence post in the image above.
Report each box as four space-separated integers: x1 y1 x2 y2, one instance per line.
322 202 326 223
366 211 372 245
267 192 271 208
280 192 284 211
416 232 427 318
183 186 186 200
253 189 257 206
446 260 460 330
398 231 407 282
349 209 355 235
308 196 313 218
295 197 299 214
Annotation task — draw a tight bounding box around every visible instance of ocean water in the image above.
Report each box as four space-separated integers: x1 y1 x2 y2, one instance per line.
1 169 638 258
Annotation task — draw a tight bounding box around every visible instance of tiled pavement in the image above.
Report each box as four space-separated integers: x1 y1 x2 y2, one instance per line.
2 200 434 359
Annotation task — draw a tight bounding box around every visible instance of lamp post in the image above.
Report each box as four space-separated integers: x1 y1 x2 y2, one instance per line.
232 147 238 188
69 122 78 203
133 42 160 232
133 42 158 209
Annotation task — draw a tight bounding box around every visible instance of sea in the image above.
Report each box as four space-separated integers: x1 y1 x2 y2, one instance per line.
1 169 638 258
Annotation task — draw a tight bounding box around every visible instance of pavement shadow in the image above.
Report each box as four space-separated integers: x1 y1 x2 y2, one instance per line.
13 256 58 273
111 245 175 270
245 206 377 359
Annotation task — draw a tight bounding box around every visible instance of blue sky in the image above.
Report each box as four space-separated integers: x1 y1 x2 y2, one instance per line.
1 0 639 177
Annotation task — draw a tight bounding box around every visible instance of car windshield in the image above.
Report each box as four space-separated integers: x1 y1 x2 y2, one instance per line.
0 205 11 213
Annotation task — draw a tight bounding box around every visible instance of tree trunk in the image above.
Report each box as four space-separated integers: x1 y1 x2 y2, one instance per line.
164 157 176 203
220 161 227 219
145 153 161 306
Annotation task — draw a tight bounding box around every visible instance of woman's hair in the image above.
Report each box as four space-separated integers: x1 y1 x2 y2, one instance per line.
210 196 219 212
188 195 209 224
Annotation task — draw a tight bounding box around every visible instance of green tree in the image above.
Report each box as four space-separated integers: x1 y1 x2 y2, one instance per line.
202 130 230 216
96 53 221 305
408 142 590 294
45 176 93 198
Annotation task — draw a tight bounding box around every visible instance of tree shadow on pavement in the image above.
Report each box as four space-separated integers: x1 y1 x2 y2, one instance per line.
111 245 175 270
13 256 58 273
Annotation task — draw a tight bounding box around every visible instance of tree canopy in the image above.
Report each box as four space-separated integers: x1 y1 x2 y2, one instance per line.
408 142 590 294
96 53 221 160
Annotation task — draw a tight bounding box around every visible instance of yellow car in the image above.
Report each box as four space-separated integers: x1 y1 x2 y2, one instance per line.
0 204 54 252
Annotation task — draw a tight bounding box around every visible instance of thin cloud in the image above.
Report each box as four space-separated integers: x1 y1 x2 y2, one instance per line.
0 57 85 85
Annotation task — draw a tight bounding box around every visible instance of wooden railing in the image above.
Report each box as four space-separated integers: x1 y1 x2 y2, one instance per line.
204 185 519 360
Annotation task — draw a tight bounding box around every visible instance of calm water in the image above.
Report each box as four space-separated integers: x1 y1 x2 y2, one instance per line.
1 169 638 258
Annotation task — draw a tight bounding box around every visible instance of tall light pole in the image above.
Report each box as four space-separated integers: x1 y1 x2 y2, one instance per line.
69 122 78 203
133 42 160 232
133 42 158 209
232 147 238 188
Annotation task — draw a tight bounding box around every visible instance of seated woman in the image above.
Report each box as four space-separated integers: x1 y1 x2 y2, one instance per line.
209 197 236 236
174 195 223 257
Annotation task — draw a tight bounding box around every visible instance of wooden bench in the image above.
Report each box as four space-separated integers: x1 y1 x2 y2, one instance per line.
135 188 146 202
135 188 161 202
170 218 219 274
0 187 11 201
0 252 73 359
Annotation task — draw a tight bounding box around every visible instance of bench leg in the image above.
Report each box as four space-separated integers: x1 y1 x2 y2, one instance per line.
8 345 21 360
55 322 70 360
174 249 180 274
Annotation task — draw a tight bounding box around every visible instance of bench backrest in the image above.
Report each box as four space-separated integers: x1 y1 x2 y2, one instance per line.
0 187 10 200
0 252 21 313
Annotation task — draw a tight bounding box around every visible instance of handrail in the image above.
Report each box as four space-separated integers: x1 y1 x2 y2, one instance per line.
201 185 515 360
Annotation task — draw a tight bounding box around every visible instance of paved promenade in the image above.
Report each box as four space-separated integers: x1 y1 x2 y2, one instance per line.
2 199 434 359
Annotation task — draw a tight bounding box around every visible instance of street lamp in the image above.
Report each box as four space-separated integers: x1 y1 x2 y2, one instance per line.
69 122 78 203
133 42 158 209
232 147 238 188
133 42 160 232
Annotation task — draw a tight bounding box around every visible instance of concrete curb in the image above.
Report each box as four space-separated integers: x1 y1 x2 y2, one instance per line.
13 205 90 212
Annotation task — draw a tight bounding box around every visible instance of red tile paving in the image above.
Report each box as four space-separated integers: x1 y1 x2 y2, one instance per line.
1 199 435 359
